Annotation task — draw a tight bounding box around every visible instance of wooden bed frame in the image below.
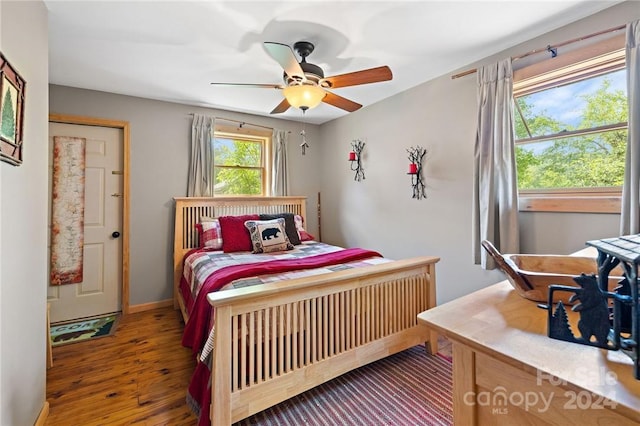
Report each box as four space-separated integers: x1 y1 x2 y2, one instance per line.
173 196 440 425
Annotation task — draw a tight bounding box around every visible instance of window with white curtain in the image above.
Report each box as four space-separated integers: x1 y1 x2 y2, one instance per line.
513 36 627 213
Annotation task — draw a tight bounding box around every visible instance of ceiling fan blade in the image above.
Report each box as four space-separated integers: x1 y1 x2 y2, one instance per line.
210 82 283 89
270 98 291 114
322 91 362 112
322 66 392 89
263 42 306 81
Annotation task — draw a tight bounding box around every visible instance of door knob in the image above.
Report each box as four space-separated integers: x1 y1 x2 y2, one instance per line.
112 231 121 238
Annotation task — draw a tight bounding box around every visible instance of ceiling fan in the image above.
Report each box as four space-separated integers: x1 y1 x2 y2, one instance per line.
210 41 393 114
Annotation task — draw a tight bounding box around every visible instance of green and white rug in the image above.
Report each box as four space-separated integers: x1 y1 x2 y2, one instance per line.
50 313 119 347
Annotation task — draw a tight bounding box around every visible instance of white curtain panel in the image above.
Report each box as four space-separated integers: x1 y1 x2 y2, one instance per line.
472 58 520 269
187 114 215 197
271 129 289 196
621 19 640 235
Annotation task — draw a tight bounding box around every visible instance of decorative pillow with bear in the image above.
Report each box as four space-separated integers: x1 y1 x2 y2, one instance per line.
195 216 223 250
244 218 294 254
294 214 315 242
259 213 301 245
218 214 260 253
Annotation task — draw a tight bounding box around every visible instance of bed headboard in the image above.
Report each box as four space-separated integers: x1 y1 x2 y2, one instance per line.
172 196 307 312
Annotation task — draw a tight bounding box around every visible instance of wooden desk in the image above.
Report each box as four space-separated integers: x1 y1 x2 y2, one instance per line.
418 281 640 425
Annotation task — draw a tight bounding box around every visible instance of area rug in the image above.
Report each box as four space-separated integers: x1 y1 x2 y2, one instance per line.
234 345 453 426
50 313 119 347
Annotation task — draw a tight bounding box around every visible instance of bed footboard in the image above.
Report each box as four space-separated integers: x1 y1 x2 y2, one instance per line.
207 256 439 424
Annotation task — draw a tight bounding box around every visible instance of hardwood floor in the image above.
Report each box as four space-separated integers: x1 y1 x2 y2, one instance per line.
46 306 452 425
46 307 198 425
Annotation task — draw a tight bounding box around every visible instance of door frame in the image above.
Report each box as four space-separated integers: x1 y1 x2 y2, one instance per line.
49 113 131 315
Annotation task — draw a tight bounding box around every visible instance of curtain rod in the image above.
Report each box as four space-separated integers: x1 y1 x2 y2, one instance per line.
189 113 277 131
450 23 626 80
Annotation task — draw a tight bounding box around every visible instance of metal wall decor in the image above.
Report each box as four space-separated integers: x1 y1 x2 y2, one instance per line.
0 52 26 166
538 234 640 380
349 139 365 182
300 128 309 155
299 109 310 155
406 146 426 199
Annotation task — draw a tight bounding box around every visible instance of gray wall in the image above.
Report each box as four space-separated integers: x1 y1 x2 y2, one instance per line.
318 1 638 304
49 86 322 305
519 212 620 254
0 1 49 424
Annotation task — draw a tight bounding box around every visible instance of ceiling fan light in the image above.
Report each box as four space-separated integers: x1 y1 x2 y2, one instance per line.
283 85 326 110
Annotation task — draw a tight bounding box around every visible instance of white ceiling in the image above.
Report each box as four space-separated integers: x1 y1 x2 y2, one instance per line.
45 0 621 125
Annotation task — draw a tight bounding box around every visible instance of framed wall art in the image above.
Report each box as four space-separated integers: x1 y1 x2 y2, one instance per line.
0 52 26 166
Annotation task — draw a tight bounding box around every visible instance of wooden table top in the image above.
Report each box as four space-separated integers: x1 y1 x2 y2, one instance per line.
418 280 640 420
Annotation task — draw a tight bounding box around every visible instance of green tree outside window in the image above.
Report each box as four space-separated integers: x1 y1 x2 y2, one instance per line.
213 136 264 195
515 71 627 190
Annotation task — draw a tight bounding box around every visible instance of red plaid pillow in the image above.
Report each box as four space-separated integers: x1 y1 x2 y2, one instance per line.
299 230 315 242
195 218 223 250
294 215 315 241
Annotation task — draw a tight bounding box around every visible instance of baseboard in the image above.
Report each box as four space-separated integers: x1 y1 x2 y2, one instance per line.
34 401 49 426
128 299 173 314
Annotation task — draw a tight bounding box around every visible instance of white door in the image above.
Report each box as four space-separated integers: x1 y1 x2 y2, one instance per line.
48 122 123 323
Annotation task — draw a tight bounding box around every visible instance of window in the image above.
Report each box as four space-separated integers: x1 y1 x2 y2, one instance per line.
213 129 270 196
513 36 627 213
